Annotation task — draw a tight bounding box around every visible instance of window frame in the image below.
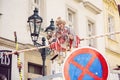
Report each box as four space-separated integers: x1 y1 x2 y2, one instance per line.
28 62 43 75
66 8 76 28
108 14 116 40
87 20 96 47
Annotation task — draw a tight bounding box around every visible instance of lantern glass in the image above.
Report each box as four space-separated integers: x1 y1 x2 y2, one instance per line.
28 8 43 42
45 19 55 40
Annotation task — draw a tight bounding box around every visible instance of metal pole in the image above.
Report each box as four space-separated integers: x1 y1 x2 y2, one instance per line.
41 37 46 76
42 55 46 76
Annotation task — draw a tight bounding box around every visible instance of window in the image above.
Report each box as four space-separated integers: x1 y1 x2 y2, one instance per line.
33 0 40 9
109 73 120 80
87 20 96 47
118 4 120 16
118 74 120 79
67 8 75 28
34 0 39 5
28 78 31 80
29 0 41 13
108 15 115 40
28 62 43 75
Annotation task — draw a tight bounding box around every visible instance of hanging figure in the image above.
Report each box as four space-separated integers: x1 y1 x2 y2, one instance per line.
50 17 80 61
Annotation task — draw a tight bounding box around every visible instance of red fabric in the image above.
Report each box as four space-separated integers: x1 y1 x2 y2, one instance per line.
50 35 80 51
69 39 73 49
58 37 65 44
75 35 80 48
50 40 66 52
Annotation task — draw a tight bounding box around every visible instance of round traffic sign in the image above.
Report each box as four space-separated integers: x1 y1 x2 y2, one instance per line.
63 47 108 80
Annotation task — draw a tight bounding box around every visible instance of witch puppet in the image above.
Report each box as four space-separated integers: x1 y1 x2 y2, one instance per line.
49 17 80 63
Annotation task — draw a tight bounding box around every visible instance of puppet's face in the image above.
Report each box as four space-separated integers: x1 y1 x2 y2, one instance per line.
58 23 65 30
56 17 66 29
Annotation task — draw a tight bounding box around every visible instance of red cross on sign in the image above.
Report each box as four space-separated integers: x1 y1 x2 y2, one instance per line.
63 47 108 80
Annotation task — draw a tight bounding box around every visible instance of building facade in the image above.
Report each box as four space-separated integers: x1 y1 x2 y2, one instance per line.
103 0 120 79
0 0 120 80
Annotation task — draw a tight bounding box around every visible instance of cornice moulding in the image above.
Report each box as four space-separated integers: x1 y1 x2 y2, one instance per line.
0 37 33 50
83 1 102 14
74 0 83 3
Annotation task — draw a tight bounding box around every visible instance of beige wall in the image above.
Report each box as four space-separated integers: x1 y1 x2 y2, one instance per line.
24 50 51 79
103 0 120 79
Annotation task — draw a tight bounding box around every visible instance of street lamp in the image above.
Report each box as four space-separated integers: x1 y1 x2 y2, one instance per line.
45 19 55 41
28 8 43 45
27 8 55 76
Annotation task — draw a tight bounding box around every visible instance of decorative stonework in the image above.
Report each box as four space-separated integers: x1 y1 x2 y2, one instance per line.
103 0 118 10
74 0 83 3
0 13 2 15
83 1 102 14
0 37 30 50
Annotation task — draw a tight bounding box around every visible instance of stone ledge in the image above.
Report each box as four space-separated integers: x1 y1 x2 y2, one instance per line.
83 1 102 14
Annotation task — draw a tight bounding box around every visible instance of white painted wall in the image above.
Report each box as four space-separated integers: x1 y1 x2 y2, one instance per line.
0 0 32 44
46 0 66 26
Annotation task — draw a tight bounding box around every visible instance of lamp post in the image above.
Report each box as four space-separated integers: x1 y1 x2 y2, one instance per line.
27 8 55 76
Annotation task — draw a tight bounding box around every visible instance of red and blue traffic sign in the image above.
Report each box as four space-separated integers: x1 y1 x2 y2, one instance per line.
63 47 108 80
